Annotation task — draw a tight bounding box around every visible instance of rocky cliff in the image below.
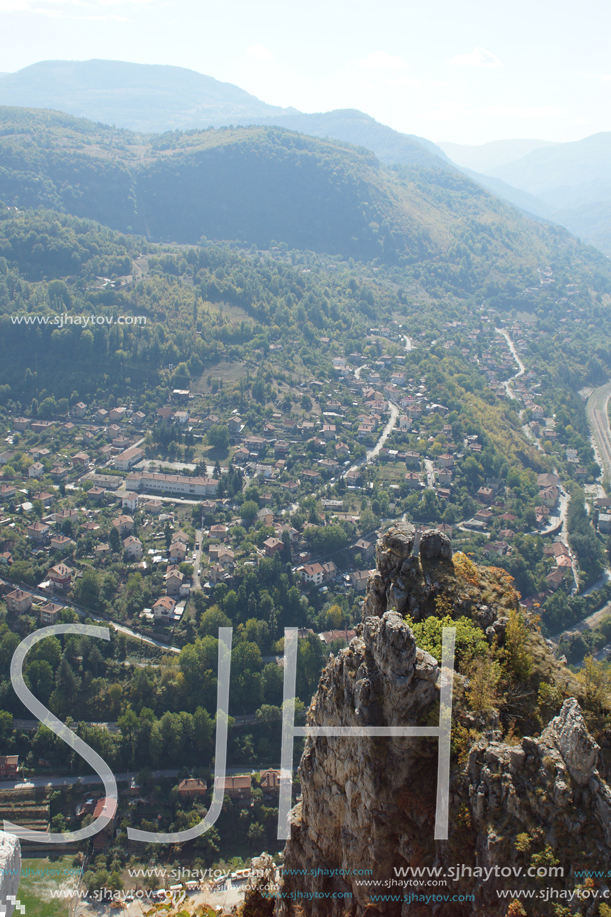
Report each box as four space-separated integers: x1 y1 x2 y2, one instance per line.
277 523 611 917
0 831 21 917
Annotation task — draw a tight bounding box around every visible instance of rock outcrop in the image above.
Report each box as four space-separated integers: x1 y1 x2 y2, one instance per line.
278 525 611 917
0 831 21 917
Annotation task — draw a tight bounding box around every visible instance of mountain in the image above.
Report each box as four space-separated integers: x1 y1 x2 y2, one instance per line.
0 59 292 132
0 105 571 271
437 138 557 173
0 60 451 173
261 109 454 172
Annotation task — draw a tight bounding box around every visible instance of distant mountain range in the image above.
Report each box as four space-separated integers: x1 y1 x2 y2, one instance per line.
1 59 611 253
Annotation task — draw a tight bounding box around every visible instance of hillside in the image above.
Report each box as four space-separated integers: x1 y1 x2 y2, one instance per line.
0 105 594 273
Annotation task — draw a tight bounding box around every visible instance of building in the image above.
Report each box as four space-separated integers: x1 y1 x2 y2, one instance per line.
39 603 62 625
112 515 134 536
28 462 44 479
6 589 33 614
50 534 74 552
121 492 139 512
165 566 184 596
123 536 143 560
114 446 145 471
353 539 374 562
215 774 252 801
0 756 19 778
260 769 281 796
263 537 283 558
300 563 324 586
26 522 50 544
125 472 218 498
48 564 72 590
153 596 177 620
178 778 207 799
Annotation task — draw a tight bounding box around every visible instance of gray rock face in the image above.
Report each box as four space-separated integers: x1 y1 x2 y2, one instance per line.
542 697 600 786
0 832 21 917
419 529 453 562
278 611 439 916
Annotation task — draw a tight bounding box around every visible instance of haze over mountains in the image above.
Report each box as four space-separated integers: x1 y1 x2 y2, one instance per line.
1 58 611 254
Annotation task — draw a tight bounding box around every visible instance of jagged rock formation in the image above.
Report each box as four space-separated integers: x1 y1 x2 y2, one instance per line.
278 525 611 917
0 831 21 917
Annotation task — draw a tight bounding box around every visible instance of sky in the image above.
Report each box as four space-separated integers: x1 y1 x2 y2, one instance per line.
1 0 610 145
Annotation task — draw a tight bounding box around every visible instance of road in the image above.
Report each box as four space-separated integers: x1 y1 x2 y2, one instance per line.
587 380 611 484
14 581 181 655
550 597 611 645
496 327 525 401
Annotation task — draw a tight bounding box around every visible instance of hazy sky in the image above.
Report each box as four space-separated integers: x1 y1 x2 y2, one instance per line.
1 0 610 145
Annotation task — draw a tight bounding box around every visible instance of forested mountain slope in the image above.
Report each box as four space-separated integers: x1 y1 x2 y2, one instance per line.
0 105 596 278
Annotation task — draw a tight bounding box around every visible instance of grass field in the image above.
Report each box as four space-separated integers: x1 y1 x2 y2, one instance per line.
18 857 78 917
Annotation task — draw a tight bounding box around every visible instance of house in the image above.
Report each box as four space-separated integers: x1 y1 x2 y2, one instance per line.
345 468 362 486
48 564 72 590
321 629 357 645
143 499 163 514
94 409 109 424
50 465 69 482
228 416 243 434
404 472 421 490
437 454 454 468
28 462 44 479
121 492 139 513
300 563 324 586
72 402 87 418
113 515 134 536
39 603 62 625
546 568 568 591
173 411 189 425
264 537 284 558
178 778 207 799
91 797 118 848
109 406 127 422
321 561 337 582
599 514 611 535
0 756 19 778
123 536 143 560
404 451 421 468
170 541 188 563
95 543 111 558
6 589 33 614
165 565 184 596
209 524 228 542
27 522 50 544
153 596 177 620
38 492 55 507
476 487 494 503
87 486 106 503
50 534 74 552
55 508 79 525
0 553 12 566
350 570 372 593
353 539 374 562
260 769 281 796
13 418 30 431
71 452 89 467
215 774 252 801
0 485 17 501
